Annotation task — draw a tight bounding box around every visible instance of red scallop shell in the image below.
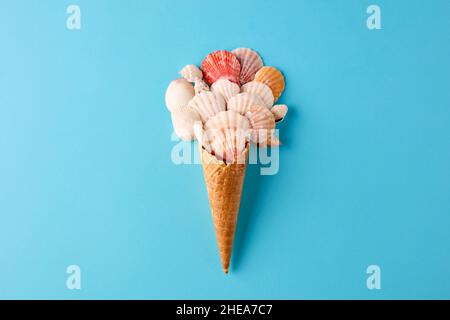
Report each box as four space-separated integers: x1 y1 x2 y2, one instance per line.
201 50 241 85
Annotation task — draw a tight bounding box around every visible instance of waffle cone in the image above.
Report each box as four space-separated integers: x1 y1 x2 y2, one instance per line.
201 145 249 274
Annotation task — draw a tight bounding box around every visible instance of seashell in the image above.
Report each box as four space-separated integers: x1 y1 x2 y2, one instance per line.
271 104 288 122
187 91 226 123
179 64 203 82
232 48 263 85
194 79 210 94
165 78 195 112
227 92 266 115
171 106 201 141
211 79 240 103
201 50 241 85
245 105 275 130
204 110 250 163
241 81 274 109
244 104 275 143
205 110 250 132
254 66 285 102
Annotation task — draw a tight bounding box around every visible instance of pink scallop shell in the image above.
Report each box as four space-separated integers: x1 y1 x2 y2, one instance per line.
201 50 241 85
232 48 263 85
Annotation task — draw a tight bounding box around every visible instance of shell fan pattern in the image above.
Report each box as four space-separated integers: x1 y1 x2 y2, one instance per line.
165 48 289 163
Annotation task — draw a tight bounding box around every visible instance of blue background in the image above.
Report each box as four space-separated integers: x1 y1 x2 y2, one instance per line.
1 0 449 299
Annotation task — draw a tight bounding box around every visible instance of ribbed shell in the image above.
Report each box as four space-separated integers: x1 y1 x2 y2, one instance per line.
201 50 241 85
179 64 203 82
232 48 263 85
211 79 240 102
227 92 266 115
204 110 250 163
244 104 275 143
241 81 274 109
188 91 226 123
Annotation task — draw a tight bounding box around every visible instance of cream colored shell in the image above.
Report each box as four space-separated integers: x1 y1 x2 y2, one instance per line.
179 64 203 82
211 79 240 102
241 81 274 109
204 110 250 163
227 92 266 115
271 104 288 122
187 91 226 123
165 78 195 112
244 104 275 143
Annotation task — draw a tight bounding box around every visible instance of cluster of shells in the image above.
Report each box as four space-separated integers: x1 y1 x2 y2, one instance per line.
165 48 288 163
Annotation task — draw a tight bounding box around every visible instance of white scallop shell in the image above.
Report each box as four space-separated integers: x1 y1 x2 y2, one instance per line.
232 48 264 85
171 107 201 141
179 64 203 82
187 91 226 123
227 92 266 115
165 78 195 112
194 79 210 94
244 104 275 143
205 110 250 131
271 104 288 122
241 81 274 109
245 105 275 130
211 79 240 103
204 110 250 163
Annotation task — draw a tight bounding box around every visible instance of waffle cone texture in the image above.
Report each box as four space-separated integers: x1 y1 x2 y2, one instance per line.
201 145 249 274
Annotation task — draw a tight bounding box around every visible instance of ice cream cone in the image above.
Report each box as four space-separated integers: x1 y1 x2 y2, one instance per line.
201 144 249 274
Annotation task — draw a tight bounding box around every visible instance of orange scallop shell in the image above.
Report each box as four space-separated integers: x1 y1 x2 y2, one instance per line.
254 66 285 102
